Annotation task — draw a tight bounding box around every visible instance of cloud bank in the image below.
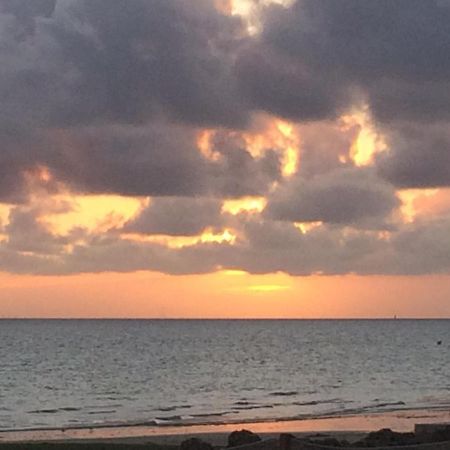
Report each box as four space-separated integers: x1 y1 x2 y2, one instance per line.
1 0 450 276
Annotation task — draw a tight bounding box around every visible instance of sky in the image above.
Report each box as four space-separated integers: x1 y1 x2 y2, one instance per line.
1 0 450 318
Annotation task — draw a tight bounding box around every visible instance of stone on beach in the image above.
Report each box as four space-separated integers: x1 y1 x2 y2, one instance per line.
362 428 417 446
415 423 450 443
227 429 262 448
180 437 213 450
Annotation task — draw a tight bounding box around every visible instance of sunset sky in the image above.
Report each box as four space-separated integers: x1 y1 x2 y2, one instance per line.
1 0 450 318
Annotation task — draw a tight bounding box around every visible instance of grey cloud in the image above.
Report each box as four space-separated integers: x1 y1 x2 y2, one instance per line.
297 121 358 178
390 215 450 275
250 0 450 123
208 131 282 197
235 43 352 122
264 0 450 83
3 0 450 129
124 198 223 236
0 128 48 203
0 0 287 201
2 210 450 276
4 207 67 254
158 214 450 276
0 0 248 129
3 0 450 278
377 124 450 188
367 79 450 124
45 124 208 197
265 168 399 226
0 121 282 202
0 0 56 34
40 124 280 198
0 0 56 20
56 235 218 275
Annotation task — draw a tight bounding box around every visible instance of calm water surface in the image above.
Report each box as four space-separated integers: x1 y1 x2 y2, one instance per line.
0 319 449 431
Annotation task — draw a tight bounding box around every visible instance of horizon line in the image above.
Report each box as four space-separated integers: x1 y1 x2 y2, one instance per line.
1 317 450 320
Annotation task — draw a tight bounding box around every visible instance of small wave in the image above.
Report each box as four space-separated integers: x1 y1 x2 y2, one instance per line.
294 398 343 406
155 415 185 421
156 405 192 412
85 404 123 409
59 407 81 412
87 410 117 415
28 409 59 414
191 412 230 418
233 405 274 411
153 418 171 425
270 391 298 397
372 401 406 408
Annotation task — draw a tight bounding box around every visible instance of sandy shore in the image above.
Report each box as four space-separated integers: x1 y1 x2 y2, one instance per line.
1 408 450 445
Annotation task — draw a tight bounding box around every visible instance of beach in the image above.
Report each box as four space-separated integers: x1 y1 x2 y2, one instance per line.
2 408 450 448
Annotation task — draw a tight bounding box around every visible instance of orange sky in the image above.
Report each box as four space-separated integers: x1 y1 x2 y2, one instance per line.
2 271 450 318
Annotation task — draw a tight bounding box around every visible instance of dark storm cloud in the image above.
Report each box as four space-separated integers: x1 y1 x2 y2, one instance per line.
2 0 450 278
235 43 353 122
258 0 450 123
0 127 45 203
377 124 450 188
0 0 248 129
207 130 282 197
265 168 399 227
247 0 450 189
45 125 209 197
40 124 281 198
124 198 223 236
0 0 285 201
0 0 56 33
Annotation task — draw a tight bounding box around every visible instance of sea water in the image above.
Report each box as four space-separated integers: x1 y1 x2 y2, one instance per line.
0 319 449 431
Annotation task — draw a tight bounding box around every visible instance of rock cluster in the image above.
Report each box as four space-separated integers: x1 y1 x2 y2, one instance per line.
180 429 261 450
180 437 214 450
179 425 450 449
310 426 450 447
227 429 262 448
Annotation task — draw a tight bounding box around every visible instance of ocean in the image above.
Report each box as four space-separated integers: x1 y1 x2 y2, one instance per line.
1 319 449 432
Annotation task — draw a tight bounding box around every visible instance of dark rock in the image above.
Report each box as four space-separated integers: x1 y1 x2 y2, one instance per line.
280 433 297 450
314 438 342 447
227 429 261 448
180 437 213 450
355 428 418 447
429 425 450 443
